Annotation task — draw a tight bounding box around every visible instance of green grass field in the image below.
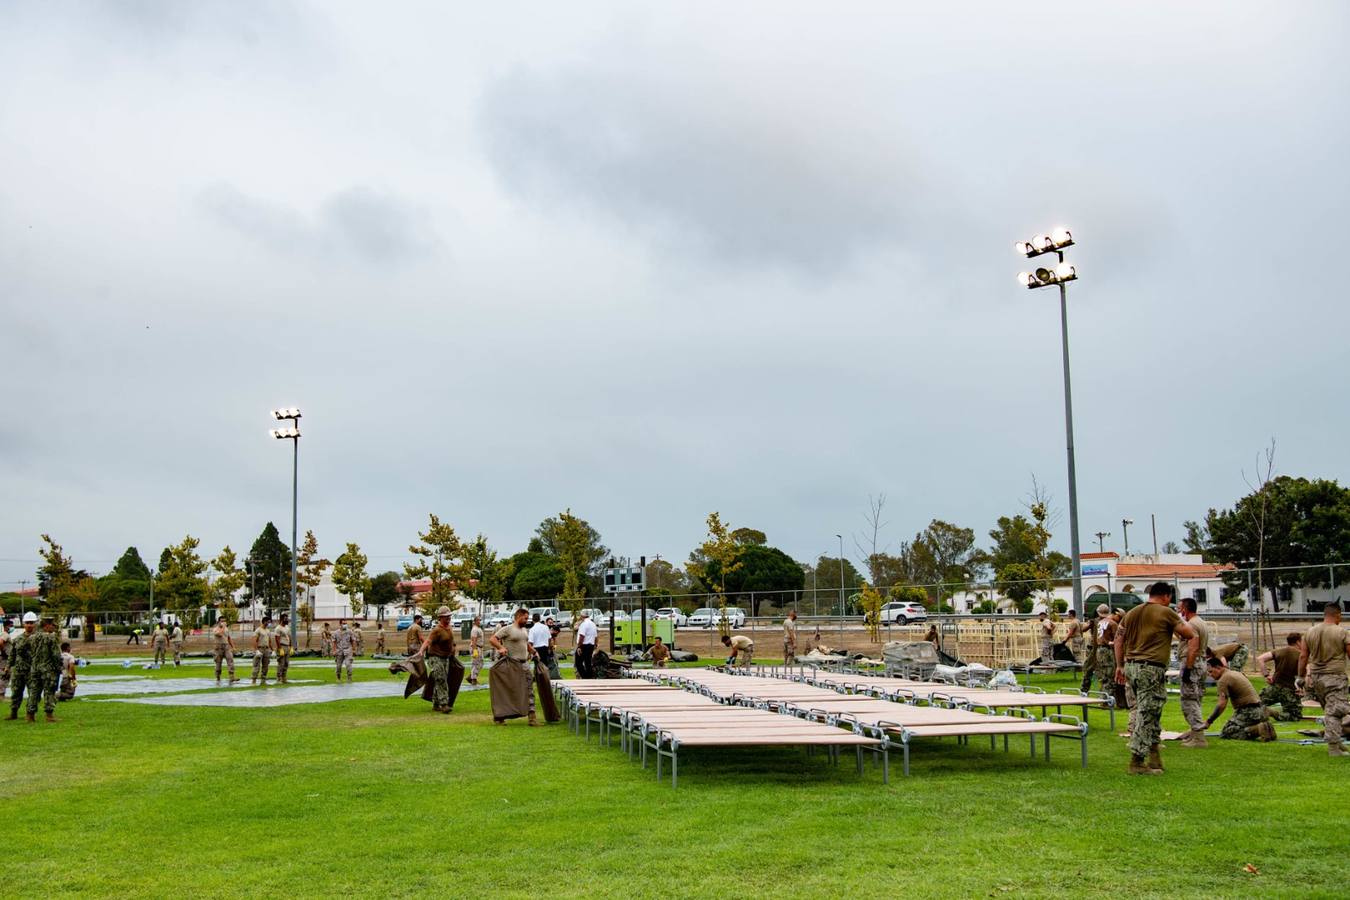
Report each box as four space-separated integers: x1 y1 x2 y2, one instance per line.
5 660 1343 899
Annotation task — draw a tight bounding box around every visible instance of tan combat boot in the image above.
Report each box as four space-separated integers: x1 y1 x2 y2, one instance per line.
527 711 539 726
1328 743 1347 757
1147 745 1165 772
1255 721 1276 742
45 712 58 723
1127 754 1159 775
1180 729 1208 748
25 711 36 723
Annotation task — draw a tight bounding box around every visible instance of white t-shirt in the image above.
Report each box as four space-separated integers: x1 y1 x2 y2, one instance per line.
528 622 551 648
577 619 598 646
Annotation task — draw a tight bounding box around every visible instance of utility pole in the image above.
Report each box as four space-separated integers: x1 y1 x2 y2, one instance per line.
1094 531 1110 553
1122 518 1134 557
1151 513 1159 557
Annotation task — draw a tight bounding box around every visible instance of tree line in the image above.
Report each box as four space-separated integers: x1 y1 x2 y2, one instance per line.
10 467 1350 637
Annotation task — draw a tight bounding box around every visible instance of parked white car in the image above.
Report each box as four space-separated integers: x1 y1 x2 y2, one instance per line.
529 606 561 624
880 601 928 625
714 607 747 628
687 607 717 627
652 607 687 627
485 611 513 628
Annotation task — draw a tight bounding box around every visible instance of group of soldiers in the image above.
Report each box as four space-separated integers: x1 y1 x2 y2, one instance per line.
1058 582 1348 773
2 612 77 723
148 621 185 666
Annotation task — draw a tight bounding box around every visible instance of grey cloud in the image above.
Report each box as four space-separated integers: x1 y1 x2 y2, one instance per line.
198 184 441 266
478 62 932 276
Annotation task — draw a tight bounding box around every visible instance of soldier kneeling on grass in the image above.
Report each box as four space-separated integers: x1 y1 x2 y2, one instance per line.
1203 655 1276 742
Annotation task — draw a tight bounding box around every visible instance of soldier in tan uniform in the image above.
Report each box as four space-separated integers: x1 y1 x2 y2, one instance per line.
351 623 364 657
1037 612 1055 665
649 635 670 668
1202 655 1275 741
151 624 169 666
211 619 238 685
170 622 184 666
1063 610 1085 662
1298 601 1350 757
468 617 485 684
251 617 273 685
319 622 333 656
273 614 292 684
375 625 386 654
1177 597 1210 747
722 634 754 668
405 615 424 657
783 610 798 666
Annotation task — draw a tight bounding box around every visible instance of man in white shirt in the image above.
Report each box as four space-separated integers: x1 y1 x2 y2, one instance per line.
528 613 555 676
575 611 598 679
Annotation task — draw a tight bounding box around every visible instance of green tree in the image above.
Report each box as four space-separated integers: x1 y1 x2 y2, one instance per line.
904 520 981 602
366 572 401 622
859 582 884 642
730 527 767 546
698 512 743 635
405 514 465 614
245 522 292 615
987 490 1068 608
644 559 690 596
1182 520 1212 560
295 530 331 620
536 511 608 594
550 510 598 616
1205 475 1350 610
38 534 96 641
156 535 210 626
462 534 510 610
505 551 565 606
332 542 371 618
703 544 804 615
211 546 247 616
887 584 929 607
97 546 153 614
813 555 864 614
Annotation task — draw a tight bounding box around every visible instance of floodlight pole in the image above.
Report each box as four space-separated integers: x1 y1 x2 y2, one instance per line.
1054 253 1084 618
289 432 298 647
837 533 845 638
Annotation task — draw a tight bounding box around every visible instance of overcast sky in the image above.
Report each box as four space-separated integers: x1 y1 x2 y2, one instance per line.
2 1 1347 589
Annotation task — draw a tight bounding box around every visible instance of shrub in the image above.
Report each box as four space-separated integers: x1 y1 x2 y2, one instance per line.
972 601 995 614
1052 599 1068 614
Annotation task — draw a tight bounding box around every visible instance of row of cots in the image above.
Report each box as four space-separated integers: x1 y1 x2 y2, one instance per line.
554 668 1113 787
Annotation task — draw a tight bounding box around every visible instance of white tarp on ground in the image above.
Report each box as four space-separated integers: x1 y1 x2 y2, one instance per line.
92 680 488 708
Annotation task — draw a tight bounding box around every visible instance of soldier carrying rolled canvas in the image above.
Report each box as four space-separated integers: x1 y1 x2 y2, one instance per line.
1114 582 1197 775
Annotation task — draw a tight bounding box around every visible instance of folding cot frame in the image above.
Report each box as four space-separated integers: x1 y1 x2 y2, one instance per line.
555 680 879 787
644 670 1089 778
747 664 1117 731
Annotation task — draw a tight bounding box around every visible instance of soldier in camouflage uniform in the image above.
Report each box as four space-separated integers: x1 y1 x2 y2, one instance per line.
1204 655 1275 741
351 623 364 657
27 617 63 722
1115 583 1197 774
333 620 354 682
0 618 12 697
1176 597 1210 747
1257 633 1305 722
1299 601 1349 757
6 612 38 720
274 614 292 684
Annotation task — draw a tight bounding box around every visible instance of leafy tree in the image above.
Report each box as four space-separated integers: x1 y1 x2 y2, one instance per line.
813 555 864 614
887 584 928 607
730 527 767 546
505 551 565 606
332 542 371 618
295 530 331 621
1182 520 1212 560
903 519 981 602
97 546 153 614
462 534 510 610
38 534 96 641
550 510 599 616
859 583 884 642
703 544 804 615
156 535 211 626
1205 475 1350 610
405 514 465 614
698 513 743 635
245 522 293 615
211 546 247 614
987 493 1068 608
644 559 690 595
367 572 401 622
1160 540 1182 554
865 552 913 591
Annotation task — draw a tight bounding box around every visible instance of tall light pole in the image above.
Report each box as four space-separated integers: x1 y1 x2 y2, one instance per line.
1016 227 1083 616
270 407 302 647
1122 518 1134 557
836 533 845 635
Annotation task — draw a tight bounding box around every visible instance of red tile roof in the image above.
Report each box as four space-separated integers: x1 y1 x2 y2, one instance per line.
1115 563 1233 579
1080 552 1119 560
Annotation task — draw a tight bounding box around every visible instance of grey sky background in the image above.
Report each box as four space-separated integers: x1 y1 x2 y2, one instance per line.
2 1 1348 589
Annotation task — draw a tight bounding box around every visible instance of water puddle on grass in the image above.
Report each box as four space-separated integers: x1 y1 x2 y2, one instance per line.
77 677 320 696
92 680 419 707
